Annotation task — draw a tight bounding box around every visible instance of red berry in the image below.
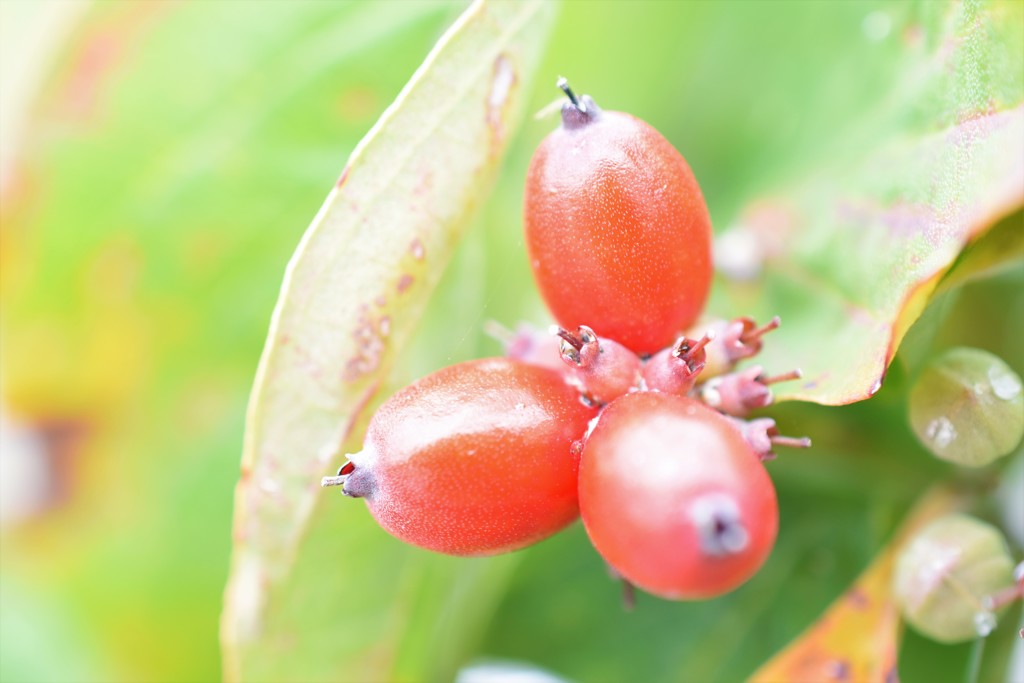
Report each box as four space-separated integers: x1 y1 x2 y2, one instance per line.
579 392 777 599
524 80 713 354
323 358 598 556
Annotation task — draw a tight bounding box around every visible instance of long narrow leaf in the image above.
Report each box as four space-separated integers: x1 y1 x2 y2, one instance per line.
221 0 555 678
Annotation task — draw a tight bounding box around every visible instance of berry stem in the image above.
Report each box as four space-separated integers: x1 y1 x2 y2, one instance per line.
674 330 715 360
321 460 357 489
964 636 985 683
742 316 781 344
982 582 1024 611
482 320 515 347
621 578 636 612
769 434 812 449
552 325 584 351
760 369 802 386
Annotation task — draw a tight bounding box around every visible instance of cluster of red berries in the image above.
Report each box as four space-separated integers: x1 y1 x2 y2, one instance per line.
323 80 809 601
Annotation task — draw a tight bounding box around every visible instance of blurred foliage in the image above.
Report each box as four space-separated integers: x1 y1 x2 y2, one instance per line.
751 488 962 683
0 1 1021 683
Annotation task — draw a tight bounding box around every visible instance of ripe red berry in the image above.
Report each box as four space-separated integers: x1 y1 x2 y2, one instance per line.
524 80 713 354
579 392 777 599
322 358 598 556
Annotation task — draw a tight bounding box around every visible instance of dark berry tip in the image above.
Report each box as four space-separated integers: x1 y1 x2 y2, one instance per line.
689 493 750 558
322 457 374 498
557 77 585 113
557 78 600 129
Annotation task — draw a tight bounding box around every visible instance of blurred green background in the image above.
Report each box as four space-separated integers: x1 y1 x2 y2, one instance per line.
1 1 1021 682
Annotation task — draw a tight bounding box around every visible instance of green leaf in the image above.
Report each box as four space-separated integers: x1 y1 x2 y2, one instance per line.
220 1 556 680
711 0 1024 405
935 210 1024 296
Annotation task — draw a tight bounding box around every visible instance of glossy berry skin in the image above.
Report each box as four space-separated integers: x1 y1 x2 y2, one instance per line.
340 358 597 556
525 97 713 355
579 392 777 599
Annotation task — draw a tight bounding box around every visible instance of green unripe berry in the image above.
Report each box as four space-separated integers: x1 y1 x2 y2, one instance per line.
893 514 1016 643
908 347 1024 467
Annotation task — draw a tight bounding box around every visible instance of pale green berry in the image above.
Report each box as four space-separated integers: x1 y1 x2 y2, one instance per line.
894 514 1016 643
908 347 1023 467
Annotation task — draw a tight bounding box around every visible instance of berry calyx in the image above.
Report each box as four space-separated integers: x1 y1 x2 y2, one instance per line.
553 324 641 405
725 416 812 461
525 80 713 354
642 330 715 395
323 358 597 556
579 392 778 599
485 320 565 372
698 315 781 378
556 76 600 129
700 365 802 417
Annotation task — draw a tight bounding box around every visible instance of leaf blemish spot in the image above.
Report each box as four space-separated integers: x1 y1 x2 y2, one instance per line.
847 587 870 609
342 306 387 382
259 477 281 496
397 274 414 293
826 659 850 681
410 238 425 261
487 53 516 148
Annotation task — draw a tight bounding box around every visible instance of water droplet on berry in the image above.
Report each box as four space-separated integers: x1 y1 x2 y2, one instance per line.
973 610 996 637
925 417 957 450
989 366 1022 401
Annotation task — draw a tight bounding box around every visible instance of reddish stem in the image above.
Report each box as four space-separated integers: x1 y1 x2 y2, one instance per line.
553 326 584 351
741 316 780 344
760 368 802 386
770 434 812 449
673 330 716 360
